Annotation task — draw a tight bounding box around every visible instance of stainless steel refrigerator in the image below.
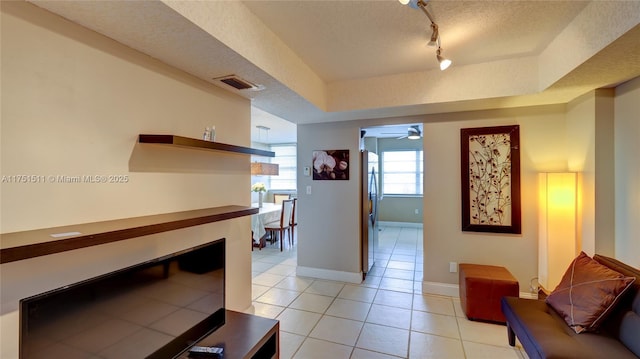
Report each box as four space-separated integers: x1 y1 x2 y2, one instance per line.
360 150 379 278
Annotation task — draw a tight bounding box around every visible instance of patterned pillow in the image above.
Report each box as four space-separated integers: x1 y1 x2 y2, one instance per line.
546 251 635 333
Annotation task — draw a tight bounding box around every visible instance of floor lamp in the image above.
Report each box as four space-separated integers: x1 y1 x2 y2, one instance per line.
538 172 578 293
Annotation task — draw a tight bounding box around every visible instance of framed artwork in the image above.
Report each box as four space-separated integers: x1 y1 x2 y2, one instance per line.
313 150 349 180
460 125 521 234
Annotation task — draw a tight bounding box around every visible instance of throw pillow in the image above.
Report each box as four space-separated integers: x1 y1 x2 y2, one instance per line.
546 251 635 333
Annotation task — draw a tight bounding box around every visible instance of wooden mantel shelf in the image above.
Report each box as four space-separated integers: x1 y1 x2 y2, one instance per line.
0 205 258 264
139 134 275 157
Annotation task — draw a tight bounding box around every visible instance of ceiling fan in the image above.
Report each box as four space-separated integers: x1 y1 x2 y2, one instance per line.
382 125 422 140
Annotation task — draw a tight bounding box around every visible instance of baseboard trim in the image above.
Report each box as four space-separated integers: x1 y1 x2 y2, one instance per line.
422 281 459 297
422 281 541 300
378 221 423 228
296 266 362 284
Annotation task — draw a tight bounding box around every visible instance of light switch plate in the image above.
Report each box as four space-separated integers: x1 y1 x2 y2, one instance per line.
449 262 458 273
306 185 312 195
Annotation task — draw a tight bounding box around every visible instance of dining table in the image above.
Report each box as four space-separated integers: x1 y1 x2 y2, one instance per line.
251 202 282 248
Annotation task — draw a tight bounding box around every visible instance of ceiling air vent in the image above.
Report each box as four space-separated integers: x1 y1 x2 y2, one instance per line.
213 75 264 91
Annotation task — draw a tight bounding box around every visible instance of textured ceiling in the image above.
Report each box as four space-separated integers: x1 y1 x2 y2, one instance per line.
29 0 640 138
243 1 589 82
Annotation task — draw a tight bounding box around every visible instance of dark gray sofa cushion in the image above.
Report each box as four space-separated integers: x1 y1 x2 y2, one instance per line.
620 306 640 356
594 255 640 357
502 254 640 359
502 297 638 359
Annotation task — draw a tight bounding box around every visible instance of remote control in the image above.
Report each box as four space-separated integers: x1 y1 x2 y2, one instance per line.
188 346 223 357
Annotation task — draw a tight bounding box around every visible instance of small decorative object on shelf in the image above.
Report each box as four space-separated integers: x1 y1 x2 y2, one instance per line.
252 182 267 208
210 125 216 142
203 127 212 141
203 126 216 142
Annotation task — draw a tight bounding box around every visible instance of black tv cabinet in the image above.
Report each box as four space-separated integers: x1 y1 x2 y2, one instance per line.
179 310 279 359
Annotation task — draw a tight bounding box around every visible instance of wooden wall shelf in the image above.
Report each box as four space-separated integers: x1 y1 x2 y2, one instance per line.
139 134 275 157
0 205 258 264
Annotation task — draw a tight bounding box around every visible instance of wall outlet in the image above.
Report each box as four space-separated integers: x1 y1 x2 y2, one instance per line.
449 262 458 273
414 209 419 215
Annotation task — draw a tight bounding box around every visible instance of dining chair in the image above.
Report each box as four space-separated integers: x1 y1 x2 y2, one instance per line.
273 193 290 204
251 230 264 251
289 198 297 246
264 199 293 251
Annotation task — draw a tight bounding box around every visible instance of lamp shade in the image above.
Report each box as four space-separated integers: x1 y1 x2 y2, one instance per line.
538 172 578 292
251 162 279 176
437 54 451 70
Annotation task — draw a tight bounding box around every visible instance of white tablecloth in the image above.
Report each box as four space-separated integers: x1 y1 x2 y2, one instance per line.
251 202 281 242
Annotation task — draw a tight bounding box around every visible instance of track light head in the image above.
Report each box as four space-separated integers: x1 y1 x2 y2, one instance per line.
437 47 452 70
404 0 429 10
400 0 452 70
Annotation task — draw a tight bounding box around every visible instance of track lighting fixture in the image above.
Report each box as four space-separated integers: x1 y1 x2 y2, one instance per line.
436 47 451 70
428 23 439 47
399 0 452 70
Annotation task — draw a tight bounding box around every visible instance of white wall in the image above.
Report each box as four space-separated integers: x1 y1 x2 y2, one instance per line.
614 77 640 267
566 89 616 257
1 3 253 357
422 106 567 293
296 121 362 282
566 93 596 255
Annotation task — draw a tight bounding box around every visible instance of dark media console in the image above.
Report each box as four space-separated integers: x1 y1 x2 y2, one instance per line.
180 310 279 359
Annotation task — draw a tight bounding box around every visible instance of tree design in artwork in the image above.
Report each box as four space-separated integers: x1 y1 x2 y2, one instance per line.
468 133 512 225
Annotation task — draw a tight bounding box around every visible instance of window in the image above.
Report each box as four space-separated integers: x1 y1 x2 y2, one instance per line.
382 150 423 195
269 144 297 190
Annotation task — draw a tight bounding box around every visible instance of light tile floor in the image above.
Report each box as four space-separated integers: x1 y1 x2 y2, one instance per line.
248 225 529 359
